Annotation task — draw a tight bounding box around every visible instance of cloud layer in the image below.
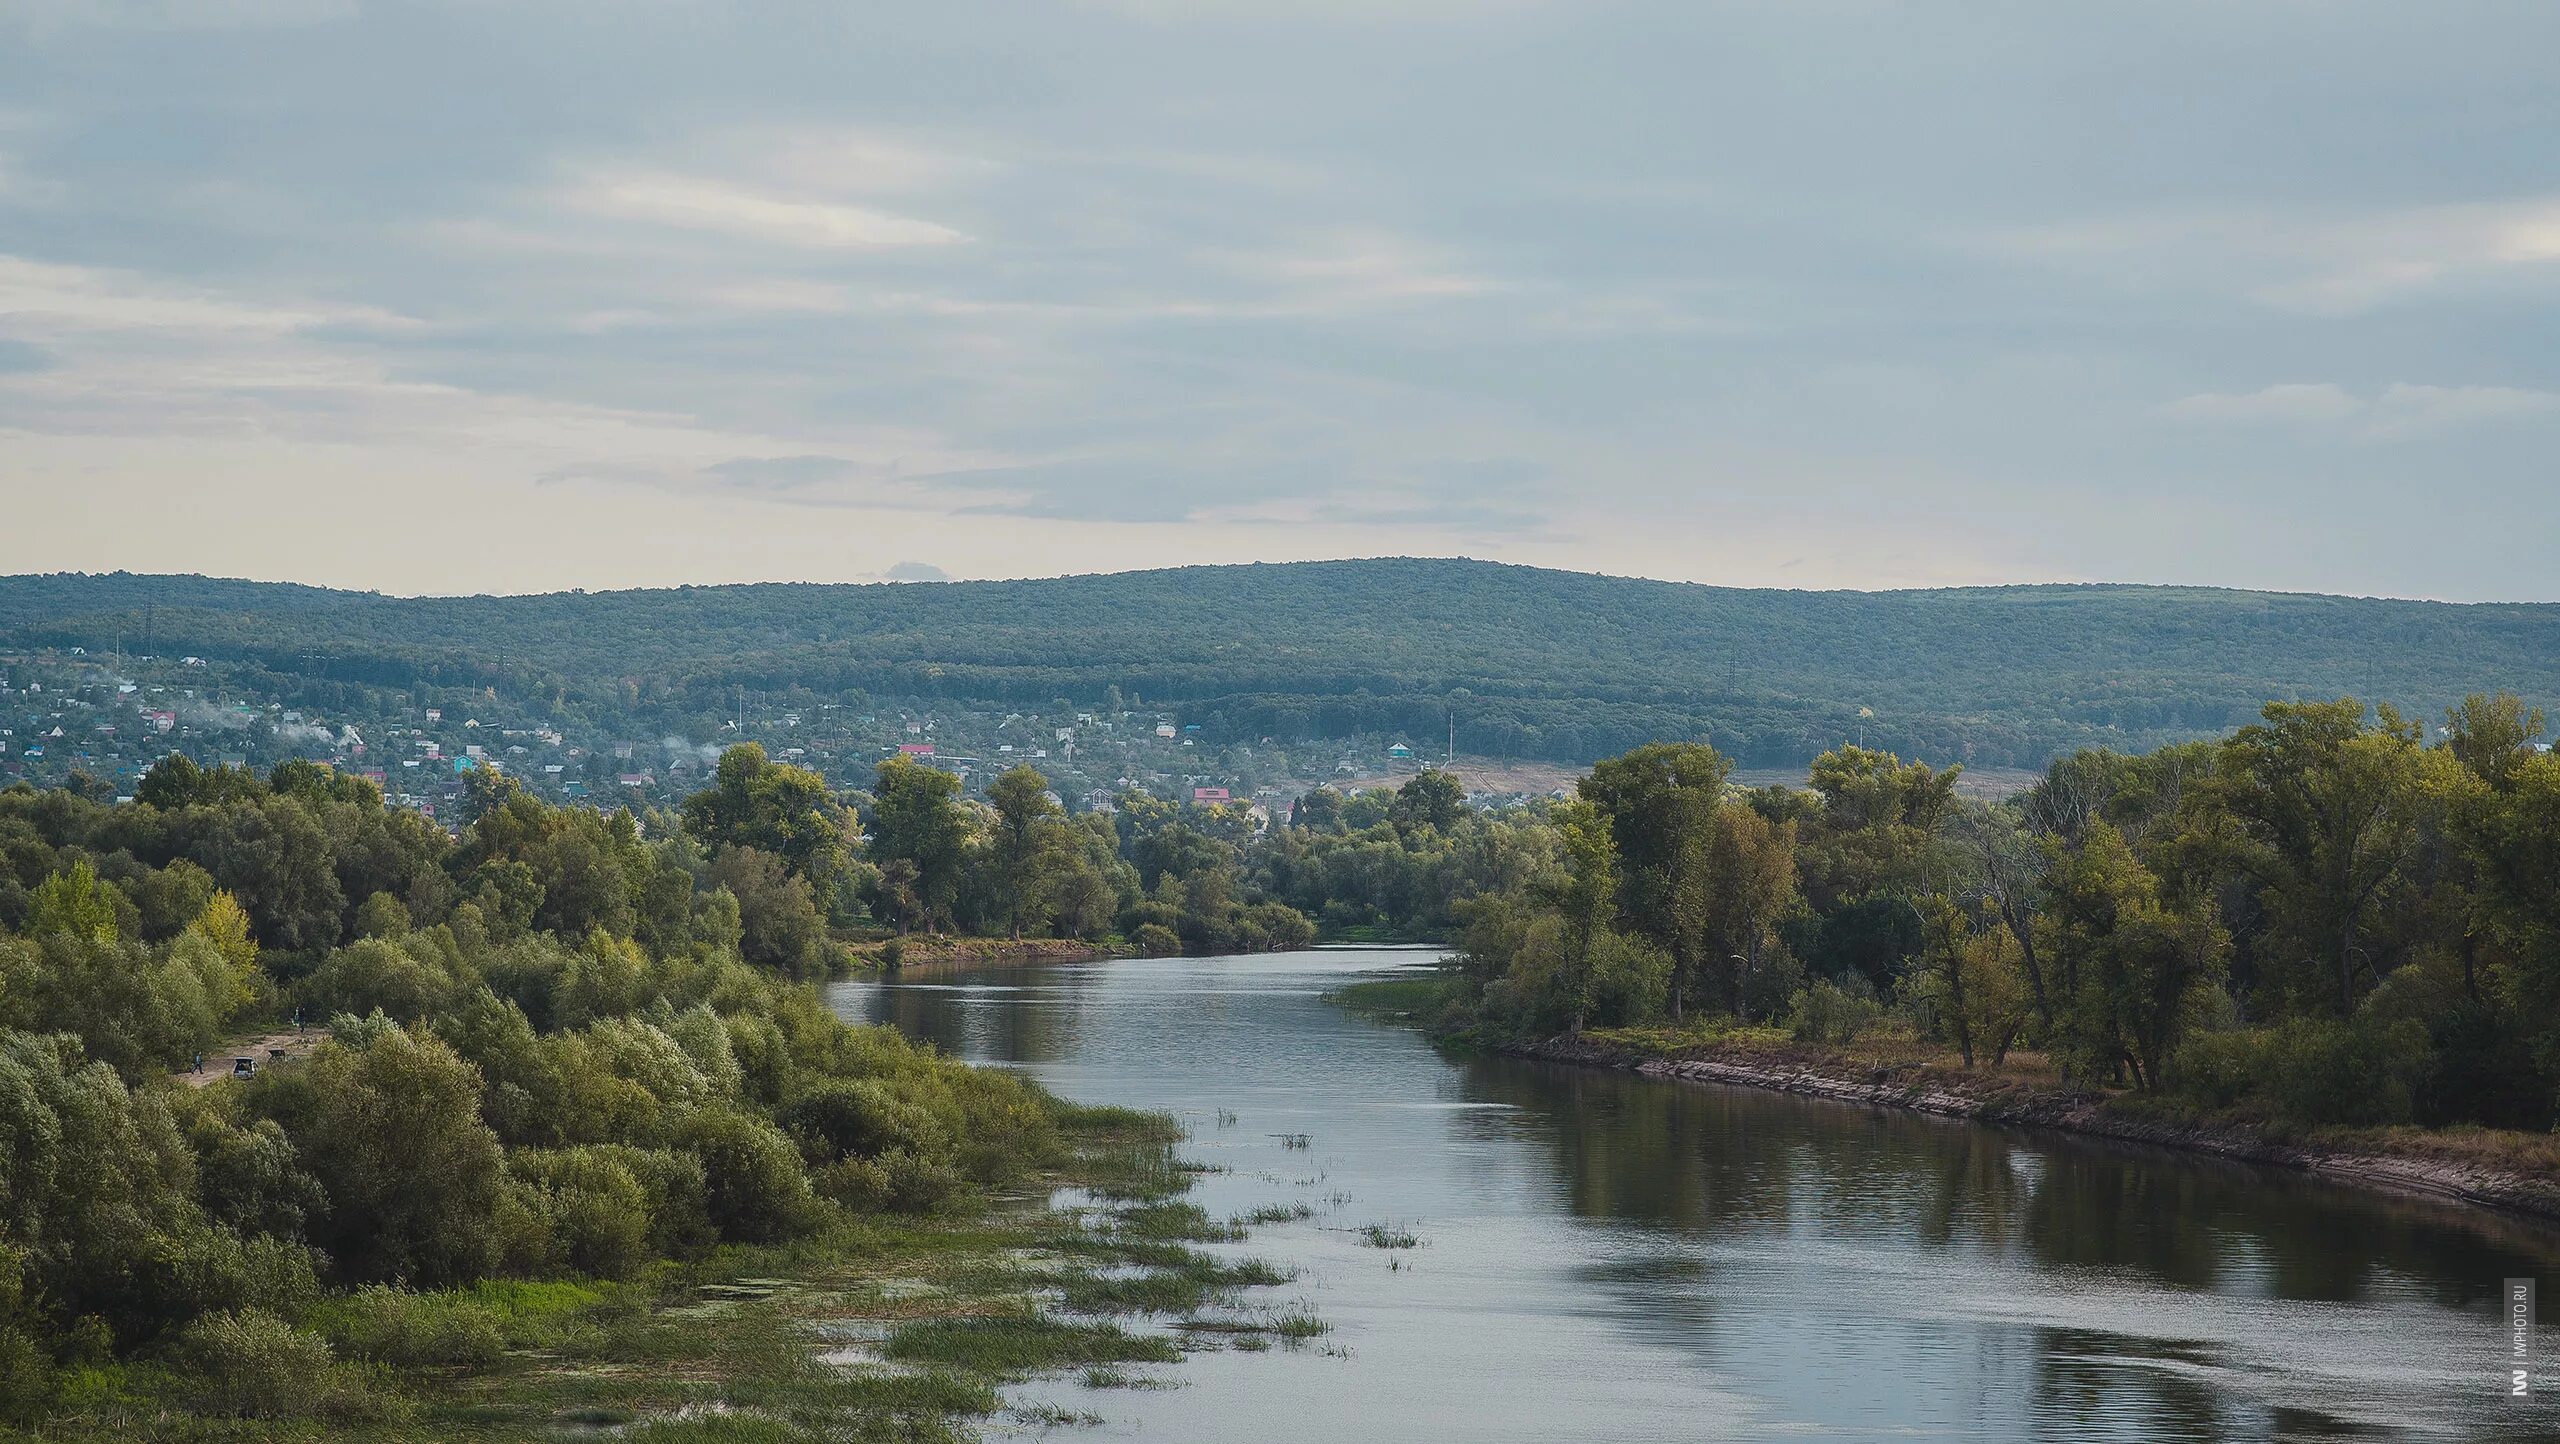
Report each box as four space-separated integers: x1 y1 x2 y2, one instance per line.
1 2 2557 599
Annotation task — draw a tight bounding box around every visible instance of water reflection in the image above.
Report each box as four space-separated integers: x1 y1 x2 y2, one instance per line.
835 951 2560 1443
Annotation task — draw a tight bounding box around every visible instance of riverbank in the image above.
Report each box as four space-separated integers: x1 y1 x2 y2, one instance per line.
9 1105 1320 1443
844 935 1114 973
1323 974 2560 1224
1501 1028 2560 1224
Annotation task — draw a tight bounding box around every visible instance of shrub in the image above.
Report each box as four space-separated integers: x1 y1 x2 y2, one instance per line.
169 1309 378 1420
674 1108 817 1243
1585 929 1670 1028
1787 977 1884 1045
300 937 449 1023
2261 1016 2430 1127
256 1024 506 1287
779 1079 947 1163
2171 1027 2264 1110
814 1155 895 1213
507 1147 654 1280
613 1146 718 1257
2174 1015 2434 1127
1131 923 1181 957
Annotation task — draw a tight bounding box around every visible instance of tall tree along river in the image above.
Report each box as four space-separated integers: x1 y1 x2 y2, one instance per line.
834 948 2559 1443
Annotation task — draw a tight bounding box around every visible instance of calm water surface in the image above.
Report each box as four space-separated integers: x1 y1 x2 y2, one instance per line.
832 948 2560 1443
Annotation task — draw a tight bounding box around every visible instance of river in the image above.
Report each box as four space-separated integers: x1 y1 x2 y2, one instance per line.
832 947 2560 1443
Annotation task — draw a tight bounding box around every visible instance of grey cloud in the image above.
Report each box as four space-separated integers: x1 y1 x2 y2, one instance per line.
3 2 2558 598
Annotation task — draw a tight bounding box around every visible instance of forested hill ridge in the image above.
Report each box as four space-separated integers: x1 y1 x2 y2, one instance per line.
6 559 2558 769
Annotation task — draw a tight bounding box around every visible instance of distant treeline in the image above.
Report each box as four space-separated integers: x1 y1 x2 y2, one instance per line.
9 559 2557 766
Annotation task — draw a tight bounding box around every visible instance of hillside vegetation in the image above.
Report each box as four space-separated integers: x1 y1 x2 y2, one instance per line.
6 559 2557 766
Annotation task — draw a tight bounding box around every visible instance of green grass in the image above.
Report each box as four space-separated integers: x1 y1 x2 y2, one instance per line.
1325 975 1449 1017
882 1314 1180 1373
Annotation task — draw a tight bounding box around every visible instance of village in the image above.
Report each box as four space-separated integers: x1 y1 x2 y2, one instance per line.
0 646 1567 833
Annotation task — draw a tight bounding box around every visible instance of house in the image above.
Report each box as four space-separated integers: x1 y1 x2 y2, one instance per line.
1192 787 1231 804
898 743 936 757
1387 741 1414 759
617 772 654 788
1154 723 1177 739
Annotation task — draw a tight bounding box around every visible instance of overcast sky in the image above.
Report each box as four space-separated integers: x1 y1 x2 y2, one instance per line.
2 2 2556 599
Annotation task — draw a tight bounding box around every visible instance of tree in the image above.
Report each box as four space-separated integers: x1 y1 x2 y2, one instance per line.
190 891 261 1013
707 848 827 978
1580 742 1730 1019
1907 895 2031 1069
1550 800 1618 1034
2444 691 2545 791
1954 804 2053 1030
2202 700 2449 1015
867 757 969 931
681 744 861 889
985 766 1062 940
260 1023 505 1286
1290 787 1346 831
0 1030 208 1341
2039 825 2227 1088
1389 770 1466 833
1799 745 1961 910
28 860 122 944
1702 803 1797 1018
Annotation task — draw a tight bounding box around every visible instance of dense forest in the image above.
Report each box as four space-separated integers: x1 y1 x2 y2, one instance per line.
1432 693 2560 1139
10 560 2559 766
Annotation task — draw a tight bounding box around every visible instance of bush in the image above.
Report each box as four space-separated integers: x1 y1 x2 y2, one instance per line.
2173 1015 2434 1127
674 1108 817 1243
1131 923 1181 957
1585 929 1670 1028
169 1309 380 1420
1787 977 1883 1045
614 1146 718 1257
2171 1027 2263 1110
300 937 450 1023
2262 1016 2430 1127
779 1080 947 1163
321 1285 505 1368
506 1148 655 1280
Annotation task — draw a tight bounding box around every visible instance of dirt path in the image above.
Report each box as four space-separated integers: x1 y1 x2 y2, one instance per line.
173 1028 319 1087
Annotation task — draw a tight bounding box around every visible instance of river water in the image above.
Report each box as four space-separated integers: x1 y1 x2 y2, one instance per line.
831 947 2560 1443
